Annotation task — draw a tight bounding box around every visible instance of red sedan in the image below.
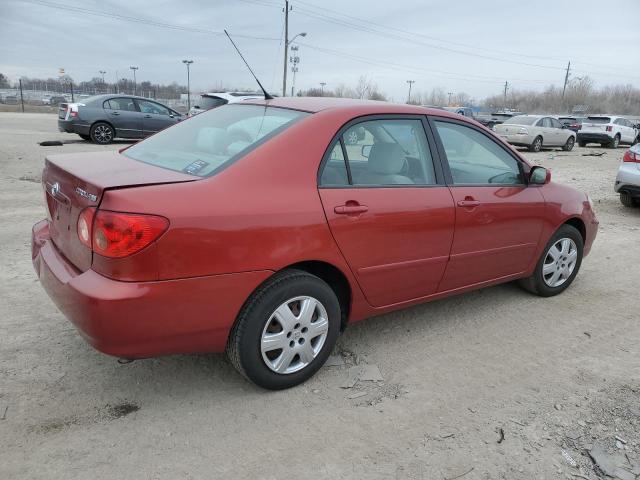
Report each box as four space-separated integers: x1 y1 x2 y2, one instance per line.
32 97 598 389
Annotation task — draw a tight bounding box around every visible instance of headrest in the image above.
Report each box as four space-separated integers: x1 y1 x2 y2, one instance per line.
196 127 226 154
368 143 405 174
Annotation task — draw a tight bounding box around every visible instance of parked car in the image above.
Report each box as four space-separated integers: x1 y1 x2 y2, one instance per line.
494 115 576 152
578 115 639 148
32 98 598 389
58 94 183 144
476 111 525 130
49 95 67 106
2 95 19 105
557 116 586 134
614 143 640 207
188 91 263 116
443 106 475 118
42 95 52 105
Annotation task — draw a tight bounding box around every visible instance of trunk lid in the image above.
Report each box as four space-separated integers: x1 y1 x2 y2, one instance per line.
43 151 196 271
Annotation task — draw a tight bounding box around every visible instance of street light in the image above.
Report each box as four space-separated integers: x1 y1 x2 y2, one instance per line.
99 70 106 94
130 66 139 95
320 82 326 96
283 31 306 96
182 60 194 111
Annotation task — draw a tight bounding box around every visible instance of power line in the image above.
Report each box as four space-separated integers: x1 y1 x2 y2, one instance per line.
18 0 281 41
294 0 640 77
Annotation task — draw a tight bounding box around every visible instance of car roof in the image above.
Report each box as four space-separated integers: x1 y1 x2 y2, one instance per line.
510 114 545 119
241 96 463 118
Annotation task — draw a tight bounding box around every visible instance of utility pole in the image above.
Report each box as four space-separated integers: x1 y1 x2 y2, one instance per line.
182 60 194 110
562 61 571 98
320 82 326 95
447 91 453 105
406 80 415 103
99 70 106 83
130 66 139 95
282 0 290 97
503 81 509 108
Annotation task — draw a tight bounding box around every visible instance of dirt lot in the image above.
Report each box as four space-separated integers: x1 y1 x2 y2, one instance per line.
1 112 638 480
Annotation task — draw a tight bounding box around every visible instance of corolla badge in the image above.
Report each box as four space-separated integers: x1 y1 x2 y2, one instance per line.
50 182 60 196
75 187 98 202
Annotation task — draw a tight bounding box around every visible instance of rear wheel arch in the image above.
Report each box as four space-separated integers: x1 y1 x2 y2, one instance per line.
284 261 352 330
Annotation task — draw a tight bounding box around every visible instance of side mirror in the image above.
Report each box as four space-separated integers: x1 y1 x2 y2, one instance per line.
361 144 372 158
560 124 567 129
529 166 551 185
193 106 200 110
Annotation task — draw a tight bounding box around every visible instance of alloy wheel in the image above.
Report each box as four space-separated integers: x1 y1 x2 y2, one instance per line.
542 238 578 288
260 296 329 374
94 125 113 143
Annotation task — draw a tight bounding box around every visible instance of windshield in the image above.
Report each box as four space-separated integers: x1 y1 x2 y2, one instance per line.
196 96 228 110
124 104 309 177
504 116 537 125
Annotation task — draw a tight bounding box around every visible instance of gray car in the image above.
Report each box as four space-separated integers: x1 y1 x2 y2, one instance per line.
58 94 182 144
615 143 640 207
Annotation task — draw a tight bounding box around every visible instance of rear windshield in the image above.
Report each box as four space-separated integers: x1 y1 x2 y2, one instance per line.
197 96 228 110
503 116 537 125
124 104 308 177
586 117 611 123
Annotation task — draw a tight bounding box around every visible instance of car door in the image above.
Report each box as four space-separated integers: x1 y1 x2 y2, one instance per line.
550 117 568 145
318 116 455 307
103 97 143 138
619 119 635 143
135 99 180 136
430 118 546 292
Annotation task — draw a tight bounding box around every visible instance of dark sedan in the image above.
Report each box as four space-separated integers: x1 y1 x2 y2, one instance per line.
58 94 182 144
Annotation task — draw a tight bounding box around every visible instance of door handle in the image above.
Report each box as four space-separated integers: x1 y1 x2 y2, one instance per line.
335 204 368 215
457 199 480 208
144 114 152 118
110 111 120 116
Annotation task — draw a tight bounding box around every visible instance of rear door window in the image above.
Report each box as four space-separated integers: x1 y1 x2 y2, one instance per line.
104 97 138 111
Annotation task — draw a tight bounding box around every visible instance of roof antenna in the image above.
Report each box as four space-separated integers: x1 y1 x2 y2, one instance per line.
224 29 273 100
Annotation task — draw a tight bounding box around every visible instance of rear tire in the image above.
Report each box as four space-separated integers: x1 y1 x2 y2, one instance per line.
562 136 575 151
90 122 114 144
226 269 341 390
529 136 543 152
609 135 620 149
620 192 638 208
518 224 583 297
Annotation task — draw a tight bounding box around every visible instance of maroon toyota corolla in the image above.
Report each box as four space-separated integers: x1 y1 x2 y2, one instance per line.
32 97 598 389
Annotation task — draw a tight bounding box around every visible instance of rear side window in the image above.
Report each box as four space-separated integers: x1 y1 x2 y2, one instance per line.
434 121 523 185
550 118 562 129
319 144 349 186
124 104 308 177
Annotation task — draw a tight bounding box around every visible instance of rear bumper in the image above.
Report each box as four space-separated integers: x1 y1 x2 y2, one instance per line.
58 119 90 135
577 132 613 143
615 164 640 195
497 133 534 146
32 219 272 358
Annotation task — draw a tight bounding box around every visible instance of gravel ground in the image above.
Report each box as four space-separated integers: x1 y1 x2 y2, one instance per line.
1 113 639 480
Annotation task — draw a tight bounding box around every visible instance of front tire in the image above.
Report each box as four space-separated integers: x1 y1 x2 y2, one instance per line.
518 224 583 297
90 122 115 144
620 192 638 208
529 136 543 152
227 269 341 390
562 136 575 151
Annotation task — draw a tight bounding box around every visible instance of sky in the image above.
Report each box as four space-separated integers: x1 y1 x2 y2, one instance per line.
1 0 639 102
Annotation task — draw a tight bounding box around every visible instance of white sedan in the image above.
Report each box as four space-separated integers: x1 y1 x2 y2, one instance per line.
495 115 576 152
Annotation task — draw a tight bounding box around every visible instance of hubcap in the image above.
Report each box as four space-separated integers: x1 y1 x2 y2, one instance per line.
94 125 112 143
260 296 329 374
542 238 578 288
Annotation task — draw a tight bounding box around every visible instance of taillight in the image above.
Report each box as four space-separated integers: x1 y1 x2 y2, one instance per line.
606 126 613 132
623 150 639 163
70 111 78 117
77 208 169 258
